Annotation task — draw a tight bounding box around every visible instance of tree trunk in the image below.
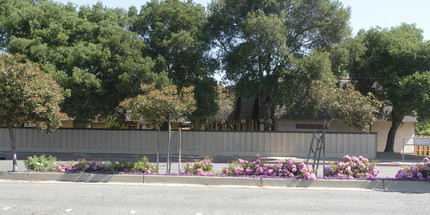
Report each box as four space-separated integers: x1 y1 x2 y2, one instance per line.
166 117 171 173
384 120 401 152
7 123 18 172
261 98 273 131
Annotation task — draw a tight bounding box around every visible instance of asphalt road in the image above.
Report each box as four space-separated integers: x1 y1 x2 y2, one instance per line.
1 180 429 215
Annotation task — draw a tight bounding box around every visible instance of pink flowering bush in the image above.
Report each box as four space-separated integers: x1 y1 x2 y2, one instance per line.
395 157 430 180
324 155 379 179
180 156 215 176
222 154 316 180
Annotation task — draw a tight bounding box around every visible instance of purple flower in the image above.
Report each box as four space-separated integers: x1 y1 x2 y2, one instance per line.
256 167 264 175
234 167 243 175
245 167 252 175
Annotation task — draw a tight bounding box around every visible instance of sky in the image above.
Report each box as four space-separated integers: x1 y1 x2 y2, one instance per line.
56 0 430 40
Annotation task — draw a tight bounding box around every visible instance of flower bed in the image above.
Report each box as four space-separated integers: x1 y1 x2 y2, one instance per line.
324 155 379 179
28 154 430 182
396 157 430 180
221 154 316 180
24 155 157 174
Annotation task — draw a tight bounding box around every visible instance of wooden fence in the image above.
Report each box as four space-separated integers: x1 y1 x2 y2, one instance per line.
414 135 430 156
0 128 377 159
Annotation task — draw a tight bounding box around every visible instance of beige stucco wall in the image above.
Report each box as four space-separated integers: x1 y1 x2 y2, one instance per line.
371 121 416 153
277 119 416 153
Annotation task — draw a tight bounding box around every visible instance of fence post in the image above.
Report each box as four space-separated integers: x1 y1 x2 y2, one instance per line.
178 128 182 173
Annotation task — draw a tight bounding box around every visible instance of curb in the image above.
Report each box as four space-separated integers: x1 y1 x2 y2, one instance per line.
0 172 143 183
143 175 261 186
1 172 429 193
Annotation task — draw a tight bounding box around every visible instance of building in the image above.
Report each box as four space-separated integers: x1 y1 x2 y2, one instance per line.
221 97 417 153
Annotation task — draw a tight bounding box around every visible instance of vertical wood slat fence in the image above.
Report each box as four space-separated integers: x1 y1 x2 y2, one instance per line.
0 128 377 159
414 135 430 156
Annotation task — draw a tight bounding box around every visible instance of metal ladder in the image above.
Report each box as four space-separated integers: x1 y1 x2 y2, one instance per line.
306 120 331 176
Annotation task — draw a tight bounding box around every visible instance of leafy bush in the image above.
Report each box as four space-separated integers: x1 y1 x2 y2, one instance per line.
396 157 430 179
24 155 57 171
222 154 316 180
415 121 430 135
324 155 379 179
133 157 157 173
109 160 135 173
180 156 215 176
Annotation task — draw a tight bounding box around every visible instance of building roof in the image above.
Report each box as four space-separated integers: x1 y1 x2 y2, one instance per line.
238 98 257 120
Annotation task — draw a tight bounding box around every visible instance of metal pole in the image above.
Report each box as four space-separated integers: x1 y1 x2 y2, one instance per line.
179 128 182 173
322 120 326 177
307 131 316 165
322 133 326 177
167 119 171 174
157 127 160 171
402 138 406 163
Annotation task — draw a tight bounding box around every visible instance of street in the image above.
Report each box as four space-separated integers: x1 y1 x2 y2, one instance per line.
1 180 429 215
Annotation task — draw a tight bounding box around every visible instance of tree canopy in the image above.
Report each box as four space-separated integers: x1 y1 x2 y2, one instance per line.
349 23 430 152
213 83 235 125
120 82 196 129
207 0 351 130
0 0 164 120
131 0 218 125
415 121 430 136
309 79 382 132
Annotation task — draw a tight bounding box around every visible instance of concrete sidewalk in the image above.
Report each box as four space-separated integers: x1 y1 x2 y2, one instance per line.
1 151 427 163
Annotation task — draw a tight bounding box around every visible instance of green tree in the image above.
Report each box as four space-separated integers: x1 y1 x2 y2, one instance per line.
207 0 351 130
213 83 235 129
120 83 196 173
1 0 163 121
349 24 430 152
415 121 430 136
309 80 382 132
132 0 218 126
0 54 68 171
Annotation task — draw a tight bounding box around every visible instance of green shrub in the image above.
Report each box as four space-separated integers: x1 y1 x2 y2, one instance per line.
133 157 158 173
415 121 430 135
24 155 57 171
26 155 158 174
